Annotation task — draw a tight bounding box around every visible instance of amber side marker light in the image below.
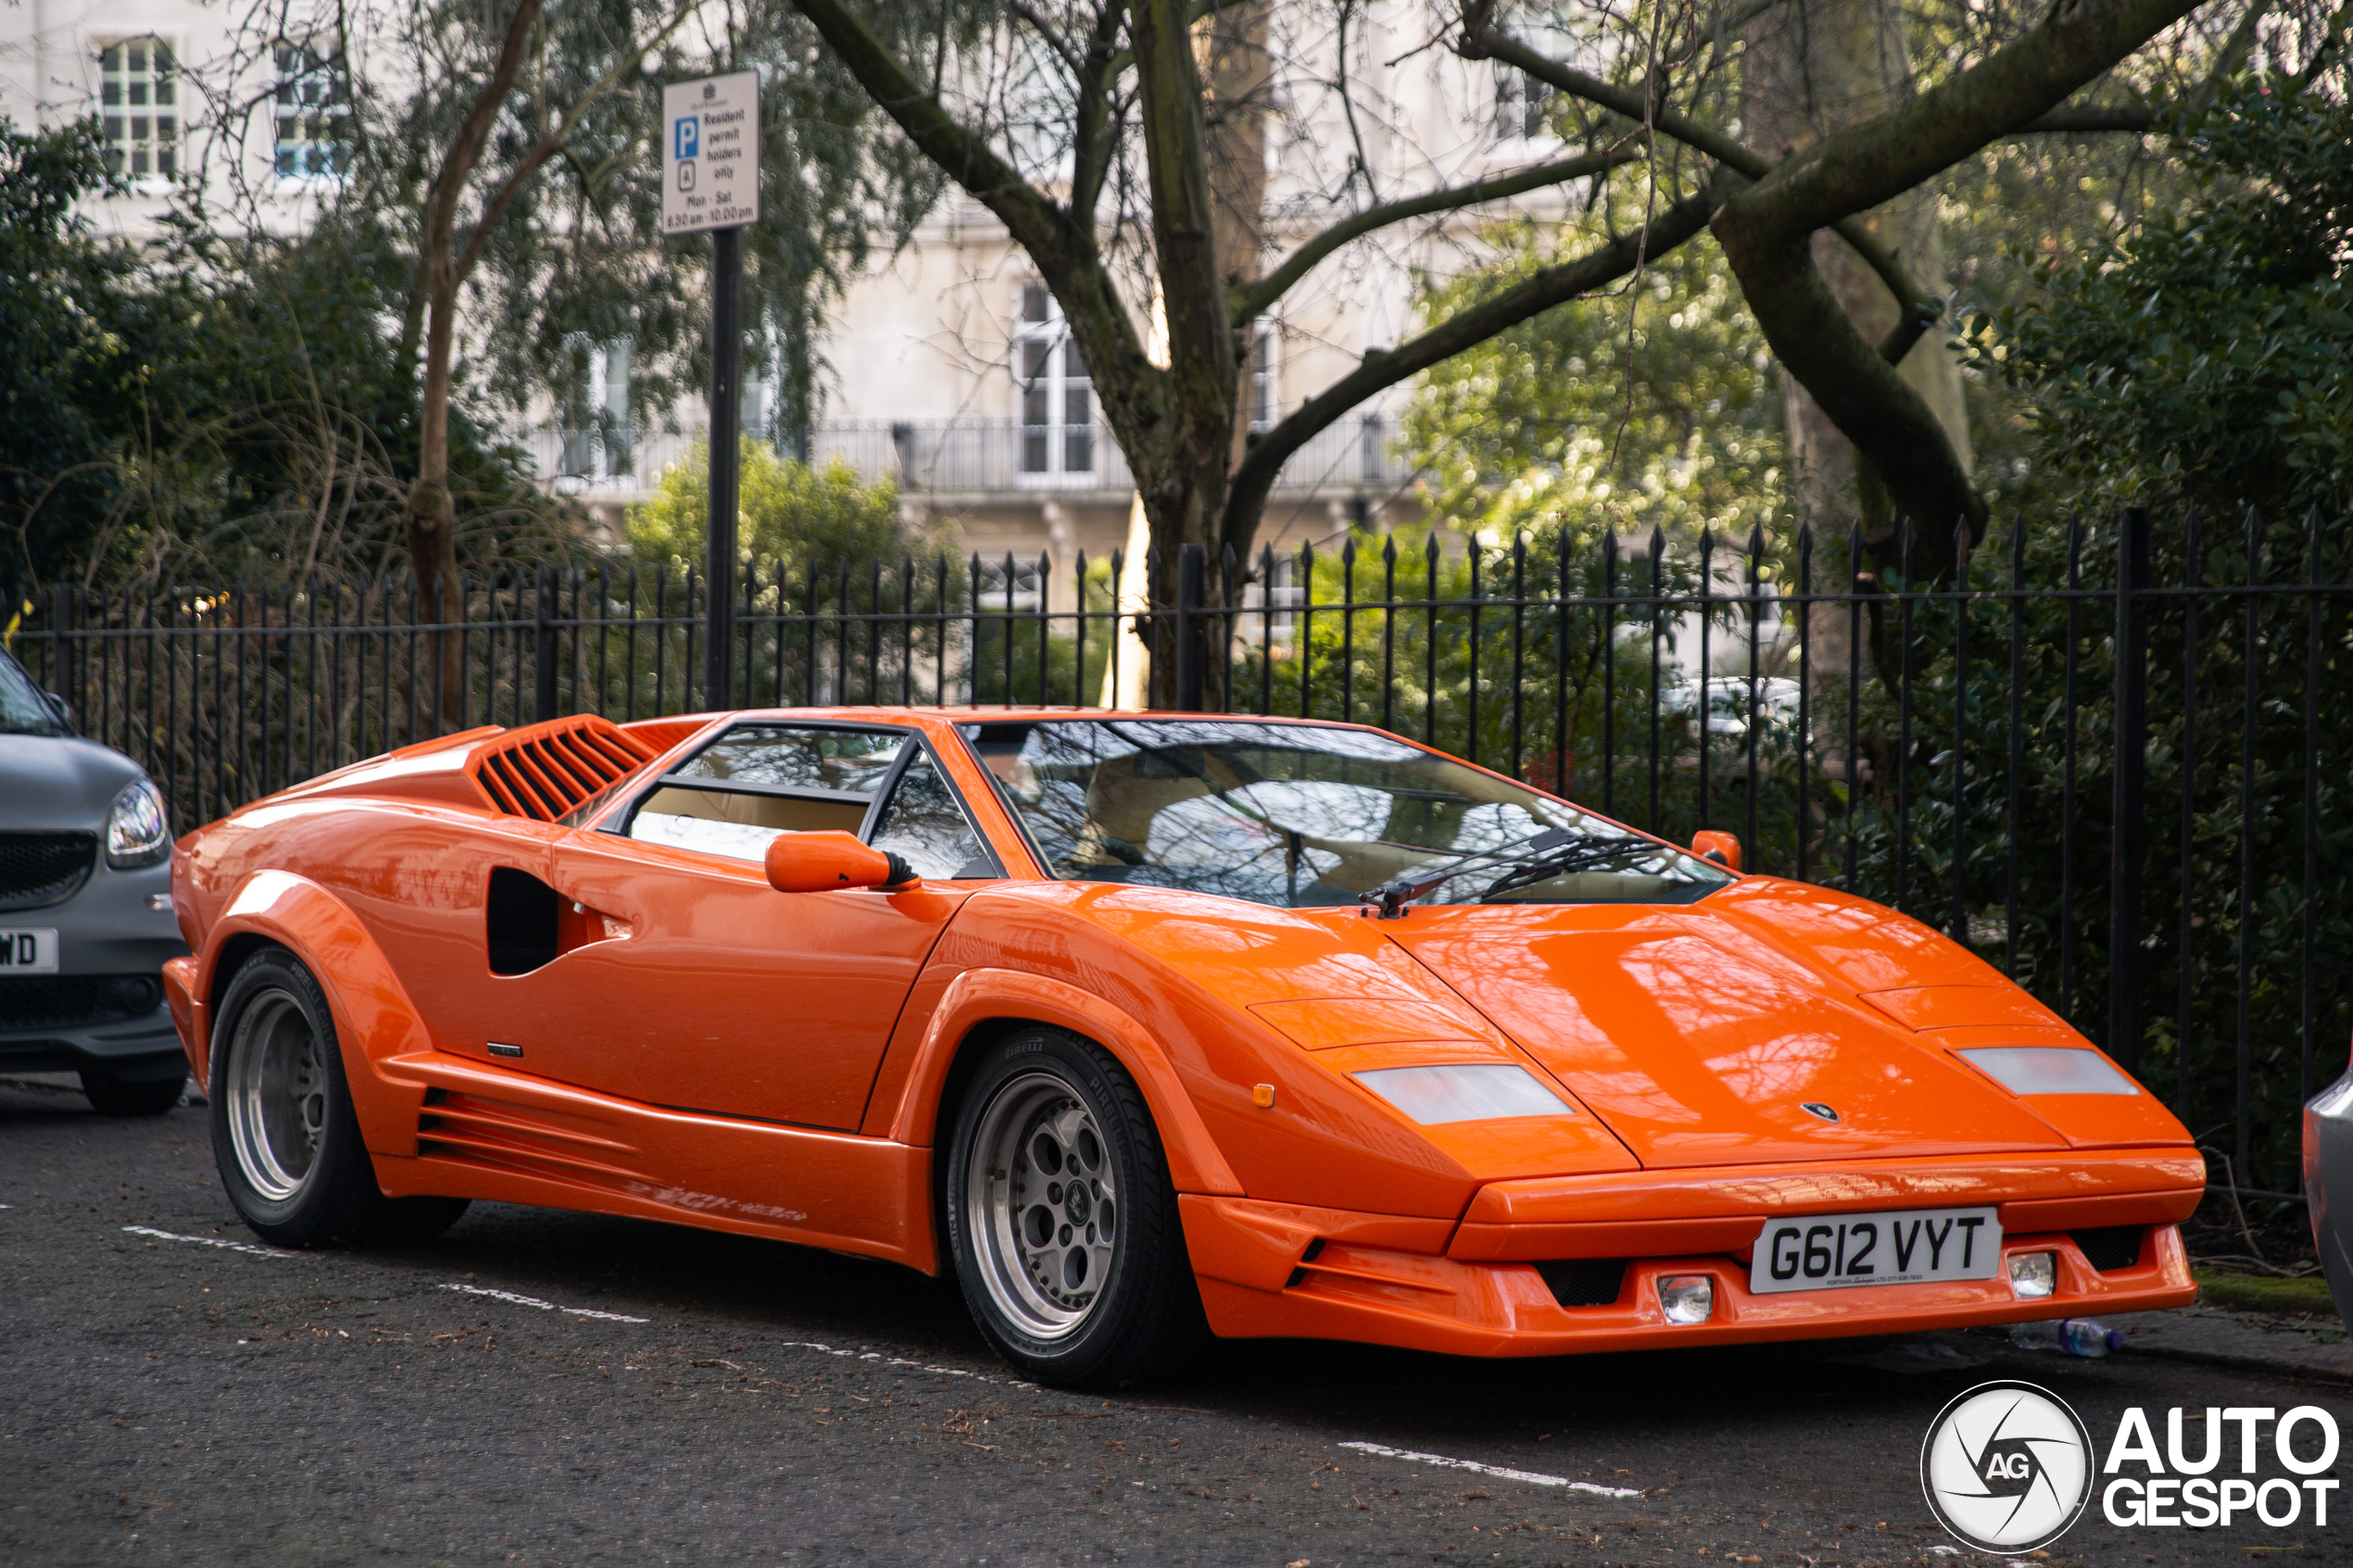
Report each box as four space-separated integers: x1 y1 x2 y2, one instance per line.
1251 1084 1277 1110
2008 1251 2057 1299
1657 1274 1715 1324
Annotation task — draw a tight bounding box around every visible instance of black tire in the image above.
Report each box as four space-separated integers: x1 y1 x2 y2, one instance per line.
208 946 470 1248
79 1070 185 1117
943 1028 1203 1388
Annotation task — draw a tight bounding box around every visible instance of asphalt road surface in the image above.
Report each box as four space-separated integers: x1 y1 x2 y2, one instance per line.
5 1076 2345 1567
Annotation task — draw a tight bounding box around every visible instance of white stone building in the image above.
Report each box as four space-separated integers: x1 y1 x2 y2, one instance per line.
6 4 1589 584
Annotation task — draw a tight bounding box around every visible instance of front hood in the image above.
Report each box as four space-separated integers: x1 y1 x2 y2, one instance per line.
0 734 143 831
1381 895 2070 1169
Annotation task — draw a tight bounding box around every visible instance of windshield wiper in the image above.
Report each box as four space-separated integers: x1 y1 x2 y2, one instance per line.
1359 829 1664 918
1475 836 1660 901
1357 826 1576 920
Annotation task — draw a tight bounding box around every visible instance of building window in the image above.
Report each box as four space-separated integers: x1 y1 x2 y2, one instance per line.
97 38 178 179
1015 284 1093 481
1248 320 1277 432
275 42 352 177
1493 66 1554 143
559 337 635 482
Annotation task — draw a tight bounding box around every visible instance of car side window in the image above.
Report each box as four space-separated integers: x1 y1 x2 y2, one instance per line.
626 724 905 864
869 749 1000 880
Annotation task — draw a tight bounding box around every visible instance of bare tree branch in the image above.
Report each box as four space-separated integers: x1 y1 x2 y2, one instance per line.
1221 179 1728 558
1720 0 2208 243
788 0 1072 270
1231 146 1640 324
1463 19 1939 354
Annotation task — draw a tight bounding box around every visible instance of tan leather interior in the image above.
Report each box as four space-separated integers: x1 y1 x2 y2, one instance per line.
635 786 866 835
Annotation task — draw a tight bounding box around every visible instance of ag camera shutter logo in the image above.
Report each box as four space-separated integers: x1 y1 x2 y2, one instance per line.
1920 1381 2095 1553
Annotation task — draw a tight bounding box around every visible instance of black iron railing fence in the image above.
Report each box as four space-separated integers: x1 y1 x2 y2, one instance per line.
9 508 2347 1195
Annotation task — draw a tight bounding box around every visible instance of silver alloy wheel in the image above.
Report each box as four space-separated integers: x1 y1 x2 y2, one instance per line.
965 1071 1118 1340
225 987 327 1202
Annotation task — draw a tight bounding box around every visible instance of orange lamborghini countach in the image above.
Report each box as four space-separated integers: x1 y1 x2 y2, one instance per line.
162 709 2202 1386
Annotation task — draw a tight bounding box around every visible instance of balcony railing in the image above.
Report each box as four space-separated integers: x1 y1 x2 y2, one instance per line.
527 413 1409 498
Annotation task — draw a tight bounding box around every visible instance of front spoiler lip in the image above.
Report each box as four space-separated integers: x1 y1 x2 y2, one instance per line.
1190 1212 2198 1359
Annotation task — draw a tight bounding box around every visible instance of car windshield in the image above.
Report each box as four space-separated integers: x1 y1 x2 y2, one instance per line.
962 719 1731 910
0 650 68 736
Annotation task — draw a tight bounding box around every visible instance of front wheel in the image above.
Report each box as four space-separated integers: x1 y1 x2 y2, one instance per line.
944 1029 1202 1388
209 947 469 1248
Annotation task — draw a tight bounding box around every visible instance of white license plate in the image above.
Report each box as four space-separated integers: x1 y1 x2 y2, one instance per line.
1750 1206 2002 1293
0 928 61 974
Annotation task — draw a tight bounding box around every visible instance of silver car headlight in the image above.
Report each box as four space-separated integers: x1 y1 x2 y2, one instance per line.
106 778 170 869
1957 1046 2139 1096
1353 1064 1572 1124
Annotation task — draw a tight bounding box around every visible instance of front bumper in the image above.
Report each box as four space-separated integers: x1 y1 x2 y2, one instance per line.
0 998 187 1080
2305 1066 2353 1321
1181 1148 2206 1357
1 852 187 1081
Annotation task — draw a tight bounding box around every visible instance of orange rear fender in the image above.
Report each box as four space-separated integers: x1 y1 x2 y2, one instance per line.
881 966 1244 1197
196 870 429 1156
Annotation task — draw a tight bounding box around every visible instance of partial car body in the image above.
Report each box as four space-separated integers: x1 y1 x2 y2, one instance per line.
163 707 2203 1385
1 646 188 1112
2305 1057 2353 1321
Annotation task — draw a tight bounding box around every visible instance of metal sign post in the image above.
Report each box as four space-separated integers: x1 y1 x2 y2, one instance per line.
661 70 760 709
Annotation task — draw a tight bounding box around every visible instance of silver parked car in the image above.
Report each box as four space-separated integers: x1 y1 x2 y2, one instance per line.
2307 1060 2353 1321
0 644 190 1113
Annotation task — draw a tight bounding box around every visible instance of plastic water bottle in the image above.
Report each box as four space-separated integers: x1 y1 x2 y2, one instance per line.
2007 1318 2124 1357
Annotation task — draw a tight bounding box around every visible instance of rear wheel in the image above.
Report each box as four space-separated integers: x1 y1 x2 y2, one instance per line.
209 947 469 1248
944 1028 1201 1388
79 1070 184 1117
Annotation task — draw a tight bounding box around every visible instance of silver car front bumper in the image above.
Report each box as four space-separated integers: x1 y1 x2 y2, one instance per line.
2304 1063 2353 1321
1 852 187 1080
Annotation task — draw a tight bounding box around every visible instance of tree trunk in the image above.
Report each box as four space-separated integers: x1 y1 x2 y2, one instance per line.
1201 3 1272 710
1739 0 1973 581
405 263 465 727
1129 0 1242 709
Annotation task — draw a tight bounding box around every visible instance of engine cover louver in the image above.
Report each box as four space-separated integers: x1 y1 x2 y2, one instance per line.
466 715 657 821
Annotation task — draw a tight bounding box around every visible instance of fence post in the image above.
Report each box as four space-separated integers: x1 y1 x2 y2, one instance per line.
1175 542 1204 712
534 564 558 724
2108 508 2151 1073
49 581 69 705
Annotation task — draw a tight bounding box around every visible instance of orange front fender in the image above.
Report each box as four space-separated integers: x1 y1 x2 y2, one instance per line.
881 966 1244 1197
195 870 430 1156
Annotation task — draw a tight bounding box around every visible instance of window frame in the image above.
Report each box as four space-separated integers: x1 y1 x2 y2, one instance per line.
598 718 1005 880
271 37 354 184
1013 283 1095 485
94 35 182 185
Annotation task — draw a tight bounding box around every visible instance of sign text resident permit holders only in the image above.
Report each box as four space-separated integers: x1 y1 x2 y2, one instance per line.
662 71 759 235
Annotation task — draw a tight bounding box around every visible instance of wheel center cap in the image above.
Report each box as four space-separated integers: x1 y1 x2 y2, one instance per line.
1064 1184 1092 1223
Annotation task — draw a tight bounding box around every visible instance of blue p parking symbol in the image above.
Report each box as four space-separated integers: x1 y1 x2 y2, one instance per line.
673 117 698 159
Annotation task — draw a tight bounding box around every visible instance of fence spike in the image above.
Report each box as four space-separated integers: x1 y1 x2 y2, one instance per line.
1342 535 1356 568
1382 533 1397 567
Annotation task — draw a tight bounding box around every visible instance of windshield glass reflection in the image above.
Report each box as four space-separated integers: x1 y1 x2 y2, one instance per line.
962 719 1730 910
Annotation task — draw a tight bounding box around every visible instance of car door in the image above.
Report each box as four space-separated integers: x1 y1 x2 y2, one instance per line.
491 721 998 1129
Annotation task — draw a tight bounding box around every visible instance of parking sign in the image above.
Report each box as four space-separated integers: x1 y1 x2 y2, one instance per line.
661 71 758 235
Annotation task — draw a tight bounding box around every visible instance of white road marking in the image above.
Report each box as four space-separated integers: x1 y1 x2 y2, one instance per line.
437 1283 650 1323
1339 1441 1643 1497
122 1224 295 1258
772 1339 1021 1386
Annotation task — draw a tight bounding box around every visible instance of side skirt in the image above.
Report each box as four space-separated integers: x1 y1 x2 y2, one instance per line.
370 1050 937 1272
